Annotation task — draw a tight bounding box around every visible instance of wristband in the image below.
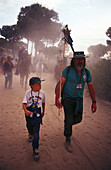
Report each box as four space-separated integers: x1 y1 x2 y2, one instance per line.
92 100 96 103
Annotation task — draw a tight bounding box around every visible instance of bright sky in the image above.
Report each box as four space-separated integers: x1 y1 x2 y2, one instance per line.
0 0 110 53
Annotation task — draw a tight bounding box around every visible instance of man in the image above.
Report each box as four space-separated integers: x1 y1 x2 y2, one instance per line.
3 56 14 88
55 51 97 153
15 47 28 75
40 50 48 72
55 49 67 82
18 47 28 61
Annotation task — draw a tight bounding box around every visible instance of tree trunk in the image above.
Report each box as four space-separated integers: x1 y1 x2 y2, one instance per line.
27 39 29 51
12 42 15 58
12 49 15 58
31 42 34 55
35 37 37 58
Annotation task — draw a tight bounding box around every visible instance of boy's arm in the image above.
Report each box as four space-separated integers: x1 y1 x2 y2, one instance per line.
22 103 31 116
42 103 45 117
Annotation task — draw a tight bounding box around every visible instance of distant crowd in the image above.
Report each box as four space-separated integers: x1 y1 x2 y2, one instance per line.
0 47 30 89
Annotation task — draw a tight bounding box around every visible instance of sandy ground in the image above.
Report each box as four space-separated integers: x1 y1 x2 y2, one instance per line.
0 72 111 170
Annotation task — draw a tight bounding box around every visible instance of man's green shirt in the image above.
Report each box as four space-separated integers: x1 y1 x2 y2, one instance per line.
62 67 92 99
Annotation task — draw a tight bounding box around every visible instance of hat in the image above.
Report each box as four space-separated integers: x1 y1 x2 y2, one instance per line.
73 51 85 58
29 77 45 86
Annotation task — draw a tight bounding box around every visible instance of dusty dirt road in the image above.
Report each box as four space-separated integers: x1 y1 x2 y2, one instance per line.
0 72 111 170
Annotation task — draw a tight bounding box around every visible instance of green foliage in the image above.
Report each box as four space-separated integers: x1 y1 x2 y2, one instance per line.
88 59 111 101
16 3 62 57
17 3 61 44
1 25 21 42
106 27 111 39
0 3 62 57
87 43 111 65
106 27 111 46
0 37 26 57
0 25 23 57
88 44 107 57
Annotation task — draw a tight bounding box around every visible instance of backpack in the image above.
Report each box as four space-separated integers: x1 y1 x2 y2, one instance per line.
55 67 88 96
55 66 71 95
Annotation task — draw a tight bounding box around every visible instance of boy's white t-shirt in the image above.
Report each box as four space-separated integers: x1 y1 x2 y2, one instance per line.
22 90 45 117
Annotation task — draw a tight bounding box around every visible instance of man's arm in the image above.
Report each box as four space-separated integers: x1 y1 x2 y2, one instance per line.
87 82 97 113
55 77 66 108
22 103 31 116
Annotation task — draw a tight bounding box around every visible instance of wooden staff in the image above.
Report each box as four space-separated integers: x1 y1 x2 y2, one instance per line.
58 25 74 115
58 40 66 116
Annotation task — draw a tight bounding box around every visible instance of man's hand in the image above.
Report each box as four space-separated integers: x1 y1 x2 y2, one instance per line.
91 103 97 113
55 99 62 109
25 110 31 116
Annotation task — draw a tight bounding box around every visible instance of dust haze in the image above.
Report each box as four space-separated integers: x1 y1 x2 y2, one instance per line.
0 70 111 170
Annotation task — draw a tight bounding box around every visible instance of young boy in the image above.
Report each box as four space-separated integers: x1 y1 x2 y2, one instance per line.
22 77 45 161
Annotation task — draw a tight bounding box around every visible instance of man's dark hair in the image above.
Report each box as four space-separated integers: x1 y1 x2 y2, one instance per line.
70 58 86 68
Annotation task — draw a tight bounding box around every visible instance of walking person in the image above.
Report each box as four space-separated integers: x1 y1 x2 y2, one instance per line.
15 47 28 75
3 56 14 89
55 51 97 153
22 77 45 161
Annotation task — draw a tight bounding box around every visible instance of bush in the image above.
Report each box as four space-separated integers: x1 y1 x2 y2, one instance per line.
87 59 111 102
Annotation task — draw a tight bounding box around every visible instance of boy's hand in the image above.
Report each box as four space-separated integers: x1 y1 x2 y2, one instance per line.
25 110 31 116
42 112 44 117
